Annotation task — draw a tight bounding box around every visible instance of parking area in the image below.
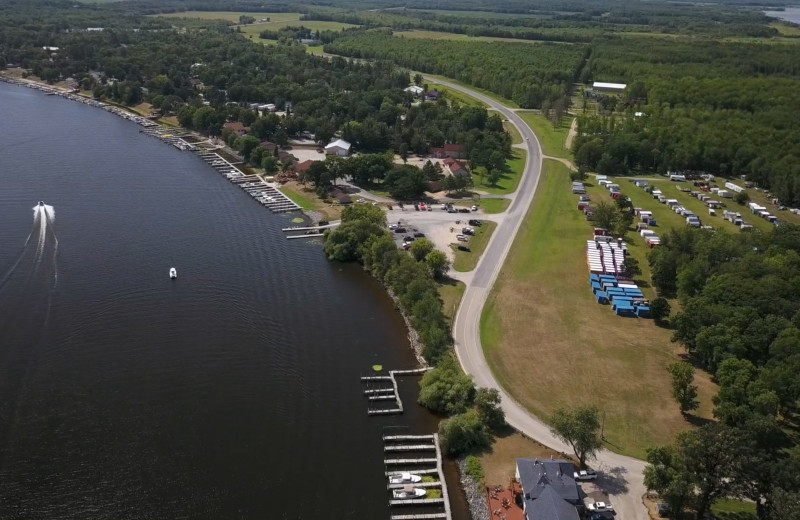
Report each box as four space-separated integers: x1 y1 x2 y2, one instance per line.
385 203 494 262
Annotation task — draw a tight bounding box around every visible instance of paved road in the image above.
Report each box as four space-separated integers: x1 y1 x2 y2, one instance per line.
426 77 649 520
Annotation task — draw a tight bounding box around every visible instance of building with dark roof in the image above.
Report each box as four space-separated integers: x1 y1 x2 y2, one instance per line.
516 458 582 520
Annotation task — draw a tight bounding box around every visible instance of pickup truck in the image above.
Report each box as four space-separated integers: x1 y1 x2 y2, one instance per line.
573 469 597 481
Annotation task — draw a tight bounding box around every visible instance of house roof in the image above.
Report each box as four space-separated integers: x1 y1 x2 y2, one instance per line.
517 459 580 502
295 160 316 173
444 158 468 173
224 121 249 133
526 485 581 520
325 139 351 151
259 141 278 152
404 85 424 94
442 144 465 152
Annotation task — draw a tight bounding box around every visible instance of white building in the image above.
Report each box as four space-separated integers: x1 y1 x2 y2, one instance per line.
404 85 424 97
592 81 627 93
325 139 352 157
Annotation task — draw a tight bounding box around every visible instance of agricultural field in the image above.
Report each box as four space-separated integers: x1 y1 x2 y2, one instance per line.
481 159 717 459
158 11 357 32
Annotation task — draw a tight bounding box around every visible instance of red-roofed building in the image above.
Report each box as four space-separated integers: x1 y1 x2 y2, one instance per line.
294 160 316 174
223 121 249 136
258 141 278 154
430 143 467 159
444 157 470 178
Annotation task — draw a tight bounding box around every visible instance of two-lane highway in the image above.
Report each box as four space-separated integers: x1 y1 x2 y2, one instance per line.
425 76 649 520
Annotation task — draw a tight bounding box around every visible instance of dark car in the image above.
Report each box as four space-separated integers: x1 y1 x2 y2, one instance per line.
413 232 425 238
447 208 458 213
468 219 482 226
458 208 470 213
457 245 471 252
394 227 406 234
403 236 415 243
317 220 329 226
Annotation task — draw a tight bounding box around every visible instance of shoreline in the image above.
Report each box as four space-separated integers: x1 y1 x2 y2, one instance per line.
0 72 476 518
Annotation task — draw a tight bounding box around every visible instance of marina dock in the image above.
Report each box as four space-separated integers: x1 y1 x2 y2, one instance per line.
382 432 451 520
360 367 430 416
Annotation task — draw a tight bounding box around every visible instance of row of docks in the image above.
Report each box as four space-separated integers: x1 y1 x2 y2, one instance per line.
140 127 197 151
360 368 430 416
282 221 341 239
383 433 451 520
197 152 301 213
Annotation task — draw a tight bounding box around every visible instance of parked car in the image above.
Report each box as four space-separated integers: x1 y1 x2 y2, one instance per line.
388 224 398 229
458 208 470 213
394 227 406 234
456 234 469 242
402 243 412 250
413 232 425 238
457 245 471 252
462 227 475 235
586 502 614 513
471 205 478 211
403 236 415 243
468 219 482 227
573 469 597 481
657 502 671 518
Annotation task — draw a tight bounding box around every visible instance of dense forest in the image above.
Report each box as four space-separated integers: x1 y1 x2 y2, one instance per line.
324 29 586 109
572 36 800 205
646 226 800 519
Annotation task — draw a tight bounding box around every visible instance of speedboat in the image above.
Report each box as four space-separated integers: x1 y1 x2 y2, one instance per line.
392 486 426 499
388 472 422 485
169 267 177 279
38 201 45 206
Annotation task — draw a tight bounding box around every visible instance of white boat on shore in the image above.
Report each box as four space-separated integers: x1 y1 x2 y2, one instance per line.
169 267 177 279
388 472 422 485
392 485 426 499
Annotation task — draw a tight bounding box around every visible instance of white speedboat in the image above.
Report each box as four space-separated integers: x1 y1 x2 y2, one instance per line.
388 472 422 485
392 486 426 499
169 267 177 279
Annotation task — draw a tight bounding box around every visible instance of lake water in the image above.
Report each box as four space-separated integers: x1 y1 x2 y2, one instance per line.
764 7 800 24
0 82 467 519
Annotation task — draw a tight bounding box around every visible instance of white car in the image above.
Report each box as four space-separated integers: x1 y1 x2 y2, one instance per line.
456 234 468 242
573 469 597 481
586 502 614 512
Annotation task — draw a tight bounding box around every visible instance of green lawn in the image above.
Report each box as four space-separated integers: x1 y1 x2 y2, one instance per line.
480 159 717 459
471 149 527 195
711 498 757 520
451 221 497 272
517 111 573 159
770 21 800 37
435 85 486 107
438 279 466 322
503 120 523 144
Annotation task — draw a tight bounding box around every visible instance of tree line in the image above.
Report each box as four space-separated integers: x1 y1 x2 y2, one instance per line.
644 225 800 519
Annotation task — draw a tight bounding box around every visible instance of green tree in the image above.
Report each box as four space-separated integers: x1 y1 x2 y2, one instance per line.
341 203 387 226
475 387 505 430
735 190 751 205
592 201 619 233
439 410 492 457
323 221 386 262
667 362 699 414
409 238 434 261
262 155 279 175
620 256 642 279
650 297 671 323
418 357 476 415
426 250 450 279
487 169 502 187
549 405 603 468
234 135 260 161
644 444 693 519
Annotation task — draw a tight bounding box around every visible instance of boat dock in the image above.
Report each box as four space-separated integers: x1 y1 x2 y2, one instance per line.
197 152 301 213
360 367 430 416
382 432 451 520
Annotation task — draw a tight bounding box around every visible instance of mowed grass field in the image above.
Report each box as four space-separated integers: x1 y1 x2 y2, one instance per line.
452 221 497 272
395 29 541 45
481 159 717 459
158 11 357 32
518 111 573 160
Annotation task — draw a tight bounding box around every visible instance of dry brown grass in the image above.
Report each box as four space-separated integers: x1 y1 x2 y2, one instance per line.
481 160 717 459
280 181 345 221
480 433 577 486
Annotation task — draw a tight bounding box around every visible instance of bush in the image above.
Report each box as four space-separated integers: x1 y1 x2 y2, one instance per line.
465 455 485 483
439 410 492 456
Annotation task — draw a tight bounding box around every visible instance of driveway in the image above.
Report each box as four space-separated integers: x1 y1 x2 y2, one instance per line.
425 76 649 520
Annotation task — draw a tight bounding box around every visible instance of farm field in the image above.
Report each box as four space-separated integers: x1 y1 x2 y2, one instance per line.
158 11 357 32
481 159 717 459
394 29 541 45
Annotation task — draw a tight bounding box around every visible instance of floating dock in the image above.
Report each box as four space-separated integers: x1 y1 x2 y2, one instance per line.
360 367 430 416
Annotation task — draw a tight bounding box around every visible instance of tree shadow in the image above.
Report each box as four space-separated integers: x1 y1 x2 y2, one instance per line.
439 276 462 288
595 465 630 496
683 413 715 428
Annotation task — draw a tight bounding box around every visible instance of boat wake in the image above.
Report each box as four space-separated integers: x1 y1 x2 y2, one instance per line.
0 203 59 458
